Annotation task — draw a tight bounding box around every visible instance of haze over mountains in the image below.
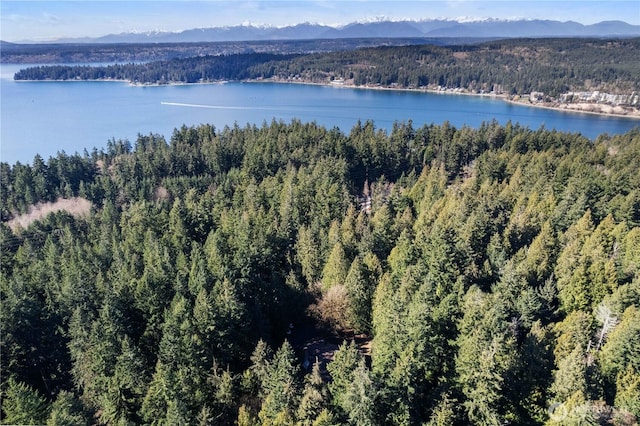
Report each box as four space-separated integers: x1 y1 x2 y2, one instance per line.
19 18 640 44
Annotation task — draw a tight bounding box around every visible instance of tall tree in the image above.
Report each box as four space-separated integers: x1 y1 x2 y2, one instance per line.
1 378 48 426
327 341 361 419
455 287 517 425
342 359 378 426
258 340 300 425
321 242 349 291
296 359 330 425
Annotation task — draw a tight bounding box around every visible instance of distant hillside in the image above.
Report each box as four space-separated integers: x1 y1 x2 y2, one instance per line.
14 19 640 44
1 38 478 64
15 38 640 104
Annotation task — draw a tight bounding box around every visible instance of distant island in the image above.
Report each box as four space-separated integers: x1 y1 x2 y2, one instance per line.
13 38 640 118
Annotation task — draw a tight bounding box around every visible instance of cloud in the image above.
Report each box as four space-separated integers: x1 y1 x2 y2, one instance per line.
2 11 65 28
41 12 65 24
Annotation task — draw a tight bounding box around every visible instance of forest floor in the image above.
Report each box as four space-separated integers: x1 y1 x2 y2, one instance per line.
288 317 372 381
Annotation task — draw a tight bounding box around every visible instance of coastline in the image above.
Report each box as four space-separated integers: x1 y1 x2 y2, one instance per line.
249 78 640 120
13 78 228 87
12 75 640 120
503 98 640 120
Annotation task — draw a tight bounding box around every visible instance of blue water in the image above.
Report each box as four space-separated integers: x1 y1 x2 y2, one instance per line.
1 63 638 165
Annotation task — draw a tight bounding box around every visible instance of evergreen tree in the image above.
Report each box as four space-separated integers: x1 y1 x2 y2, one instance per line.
327 341 361 419
46 391 90 426
456 287 516 425
614 366 640 419
555 210 594 313
343 359 378 426
141 294 204 425
259 340 300 425
297 359 330 426
599 306 640 386
1 378 48 426
344 257 374 333
321 242 349 291
425 394 458 426
1 119 639 426
550 345 588 404
99 336 147 425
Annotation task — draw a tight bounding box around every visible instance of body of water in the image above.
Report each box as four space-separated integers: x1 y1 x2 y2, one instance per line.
2 64 638 165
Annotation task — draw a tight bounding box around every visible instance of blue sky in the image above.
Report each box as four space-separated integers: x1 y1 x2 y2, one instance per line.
2 0 639 42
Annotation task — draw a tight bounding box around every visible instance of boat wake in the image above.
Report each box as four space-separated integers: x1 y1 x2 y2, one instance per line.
161 101 275 110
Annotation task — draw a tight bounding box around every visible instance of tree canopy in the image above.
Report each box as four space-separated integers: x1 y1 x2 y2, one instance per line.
14 38 640 98
1 119 640 424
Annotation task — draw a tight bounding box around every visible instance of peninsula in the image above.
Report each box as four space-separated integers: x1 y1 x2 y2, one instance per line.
13 38 640 119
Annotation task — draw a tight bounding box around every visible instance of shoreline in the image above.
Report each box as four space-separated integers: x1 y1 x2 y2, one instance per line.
250 78 640 120
12 76 640 120
13 78 228 87
503 98 640 120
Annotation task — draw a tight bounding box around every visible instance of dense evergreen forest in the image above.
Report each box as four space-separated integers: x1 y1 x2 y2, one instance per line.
1 118 639 425
0 38 463 64
14 38 640 97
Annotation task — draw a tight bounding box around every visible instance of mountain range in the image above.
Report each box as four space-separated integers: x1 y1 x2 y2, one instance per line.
36 19 640 44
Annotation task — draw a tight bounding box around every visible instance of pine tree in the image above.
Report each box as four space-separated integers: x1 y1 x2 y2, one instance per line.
520 221 557 286
327 341 360 415
456 287 516 425
1 378 48 426
168 198 189 255
237 404 259 426
343 359 378 426
426 394 457 426
258 340 300 425
553 310 593 361
344 257 374 333
141 294 204 425
207 362 237 424
555 210 594 313
371 274 402 378
614 366 640 419
513 321 555 424
371 204 395 260
550 345 588 404
247 339 274 398
46 391 89 426
188 243 212 297
99 335 147 425
599 306 640 384
321 242 349 291
297 359 330 425
295 225 322 286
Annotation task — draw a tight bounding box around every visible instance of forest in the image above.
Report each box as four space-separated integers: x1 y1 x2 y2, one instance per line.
0 38 459 65
13 38 640 97
1 118 639 425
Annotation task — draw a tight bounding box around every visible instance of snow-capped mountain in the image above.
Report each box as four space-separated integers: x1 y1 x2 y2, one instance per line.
41 19 640 44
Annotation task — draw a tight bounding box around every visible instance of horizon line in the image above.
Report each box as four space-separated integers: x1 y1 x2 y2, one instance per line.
4 17 639 44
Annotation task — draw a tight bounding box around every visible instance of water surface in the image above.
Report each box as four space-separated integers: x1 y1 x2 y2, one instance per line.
2 64 638 164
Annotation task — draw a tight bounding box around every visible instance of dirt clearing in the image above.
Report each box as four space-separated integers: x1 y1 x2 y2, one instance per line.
7 197 92 231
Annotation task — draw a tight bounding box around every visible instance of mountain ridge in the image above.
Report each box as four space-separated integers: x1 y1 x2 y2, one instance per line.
12 19 640 44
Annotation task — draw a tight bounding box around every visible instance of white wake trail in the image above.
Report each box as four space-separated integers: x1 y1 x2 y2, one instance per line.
161 101 275 111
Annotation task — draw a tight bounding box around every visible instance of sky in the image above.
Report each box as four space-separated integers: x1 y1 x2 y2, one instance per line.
1 0 639 42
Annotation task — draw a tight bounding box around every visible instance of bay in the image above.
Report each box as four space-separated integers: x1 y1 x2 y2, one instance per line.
1 63 638 165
